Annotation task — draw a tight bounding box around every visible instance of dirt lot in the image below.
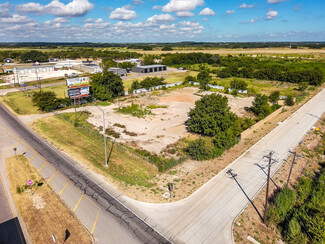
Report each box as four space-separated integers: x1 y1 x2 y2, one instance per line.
87 87 254 154
3 69 81 84
233 115 325 244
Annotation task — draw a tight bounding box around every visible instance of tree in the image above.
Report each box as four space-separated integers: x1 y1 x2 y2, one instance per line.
162 46 173 51
90 71 124 101
129 80 141 93
186 94 240 137
32 91 59 112
269 91 280 103
142 55 156 65
118 62 135 69
197 69 211 90
285 95 295 106
230 78 248 91
20 51 49 63
101 58 117 68
183 75 197 85
251 94 273 119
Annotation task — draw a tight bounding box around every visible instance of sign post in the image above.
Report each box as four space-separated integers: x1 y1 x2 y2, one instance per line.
27 179 33 195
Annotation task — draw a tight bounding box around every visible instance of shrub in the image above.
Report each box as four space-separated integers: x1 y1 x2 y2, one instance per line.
184 138 217 161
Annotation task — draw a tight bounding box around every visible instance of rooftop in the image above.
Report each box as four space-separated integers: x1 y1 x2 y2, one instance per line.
13 65 54 70
136 65 166 69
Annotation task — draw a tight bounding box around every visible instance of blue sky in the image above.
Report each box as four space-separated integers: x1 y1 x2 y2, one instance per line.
0 0 324 42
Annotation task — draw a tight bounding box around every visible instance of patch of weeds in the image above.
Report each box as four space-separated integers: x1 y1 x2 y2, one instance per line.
113 123 126 128
116 103 153 118
105 127 120 138
168 170 177 175
147 105 168 109
123 129 138 136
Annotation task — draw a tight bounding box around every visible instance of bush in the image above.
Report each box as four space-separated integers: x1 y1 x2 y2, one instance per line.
184 138 216 161
285 95 295 106
32 91 59 112
230 78 248 91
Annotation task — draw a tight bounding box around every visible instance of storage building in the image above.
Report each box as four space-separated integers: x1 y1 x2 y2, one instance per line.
108 68 127 76
13 65 55 75
132 65 167 73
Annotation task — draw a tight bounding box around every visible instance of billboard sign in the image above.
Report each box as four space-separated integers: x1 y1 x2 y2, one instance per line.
67 86 90 98
66 77 89 88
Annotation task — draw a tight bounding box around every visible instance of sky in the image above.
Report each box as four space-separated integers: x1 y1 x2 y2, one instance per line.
0 0 324 42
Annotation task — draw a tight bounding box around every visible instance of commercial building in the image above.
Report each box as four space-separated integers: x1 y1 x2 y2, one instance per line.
132 65 167 73
108 67 127 76
13 65 55 75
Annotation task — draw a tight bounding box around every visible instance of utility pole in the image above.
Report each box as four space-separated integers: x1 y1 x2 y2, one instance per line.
286 150 302 187
96 106 108 167
263 151 277 225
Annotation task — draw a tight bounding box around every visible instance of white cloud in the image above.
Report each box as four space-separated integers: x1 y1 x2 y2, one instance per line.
133 0 144 5
0 2 10 17
176 11 194 17
239 3 255 9
109 7 137 20
152 6 162 10
268 0 287 4
240 16 258 23
147 14 176 22
199 8 215 16
162 0 204 13
266 10 278 19
226 10 235 14
83 18 94 23
1 14 35 24
202 18 209 21
53 17 69 23
16 0 94 17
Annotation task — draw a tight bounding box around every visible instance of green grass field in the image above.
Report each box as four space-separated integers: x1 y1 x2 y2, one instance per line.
0 84 68 114
32 112 157 187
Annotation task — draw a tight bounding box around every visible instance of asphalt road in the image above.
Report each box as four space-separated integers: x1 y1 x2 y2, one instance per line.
120 88 325 243
0 103 171 244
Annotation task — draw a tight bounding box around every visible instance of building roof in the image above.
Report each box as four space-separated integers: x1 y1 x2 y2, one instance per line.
13 65 54 70
108 67 125 70
136 65 166 69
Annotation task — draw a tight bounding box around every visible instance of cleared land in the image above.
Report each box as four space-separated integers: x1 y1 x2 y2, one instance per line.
6 156 92 244
88 87 254 154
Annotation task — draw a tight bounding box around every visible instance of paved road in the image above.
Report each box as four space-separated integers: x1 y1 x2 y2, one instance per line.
119 88 325 243
0 104 171 244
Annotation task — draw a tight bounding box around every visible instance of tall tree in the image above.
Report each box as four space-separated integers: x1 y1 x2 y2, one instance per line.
90 71 124 101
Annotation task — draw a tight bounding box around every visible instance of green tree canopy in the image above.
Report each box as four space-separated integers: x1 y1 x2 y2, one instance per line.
20 51 49 63
230 78 248 91
269 91 280 103
90 71 124 101
251 94 274 119
197 69 211 90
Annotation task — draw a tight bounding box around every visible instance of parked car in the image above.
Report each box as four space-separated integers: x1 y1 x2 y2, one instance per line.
64 73 69 77
69 73 78 77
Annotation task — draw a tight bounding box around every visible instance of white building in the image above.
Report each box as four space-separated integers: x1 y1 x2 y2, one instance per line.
13 65 55 75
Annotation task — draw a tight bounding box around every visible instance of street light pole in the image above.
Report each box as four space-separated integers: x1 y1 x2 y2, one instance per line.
96 106 108 167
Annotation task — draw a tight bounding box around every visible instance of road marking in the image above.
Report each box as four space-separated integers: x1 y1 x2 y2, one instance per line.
38 161 48 172
47 170 58 183
59 182 69 196
28 153 38 161
91 208 101 234
73 194 84 212
0 172 25 244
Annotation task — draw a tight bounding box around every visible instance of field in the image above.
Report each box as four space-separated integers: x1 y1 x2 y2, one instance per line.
32 112 157 187
0 84 67 115
6 156 92 244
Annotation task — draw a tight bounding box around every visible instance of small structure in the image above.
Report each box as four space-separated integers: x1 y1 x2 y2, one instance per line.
108 67 127 76
132 65 167 73
48 58 58 62
4 58 13 63
13 65 55 75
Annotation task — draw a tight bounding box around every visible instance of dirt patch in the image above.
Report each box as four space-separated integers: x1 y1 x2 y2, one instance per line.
6 156 93 244
87 87 254 154
233 114 325 244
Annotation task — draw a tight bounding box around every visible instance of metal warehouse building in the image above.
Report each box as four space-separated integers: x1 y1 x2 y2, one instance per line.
107 67 127 76
132 65 167 73
13 65 55 74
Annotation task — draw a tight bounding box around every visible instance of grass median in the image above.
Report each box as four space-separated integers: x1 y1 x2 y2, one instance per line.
32 112 157 187
6 155 92 244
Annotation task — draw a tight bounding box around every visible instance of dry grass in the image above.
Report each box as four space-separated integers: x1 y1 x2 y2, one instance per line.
6 156 93 244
